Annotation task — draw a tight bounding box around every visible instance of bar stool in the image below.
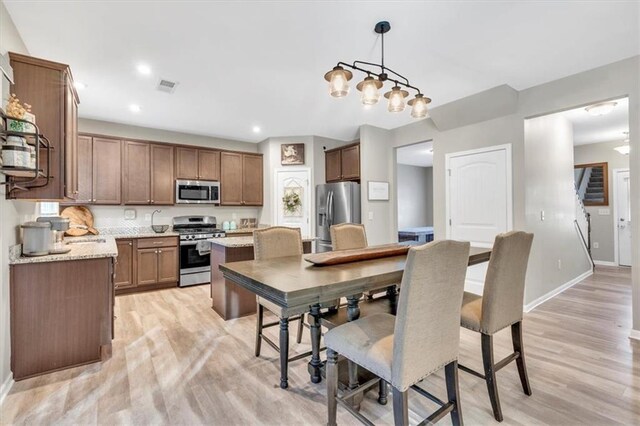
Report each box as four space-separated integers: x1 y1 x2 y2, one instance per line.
325 240 471 426
253 226 307 389
459 231 534 422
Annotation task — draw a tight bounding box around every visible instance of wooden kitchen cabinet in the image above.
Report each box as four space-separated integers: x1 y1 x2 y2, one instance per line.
75 135 93 204
176 147 220 181
150 144 175 205
137 248 160 286
7 52 79 200
325 142 360 182
221 152 263 206
92 137 122 204
122 140 151 204
115 239 134 289
157 246 179 283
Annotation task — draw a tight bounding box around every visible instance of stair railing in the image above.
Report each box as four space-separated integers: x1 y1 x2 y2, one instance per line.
574 189 594 270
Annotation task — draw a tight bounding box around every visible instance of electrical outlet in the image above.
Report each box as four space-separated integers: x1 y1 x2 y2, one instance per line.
124 209 136 220
557 259 562 270
144 213 151 221
598 209 610 215
368 211 374 221
540 210 545 221
593 242 599 249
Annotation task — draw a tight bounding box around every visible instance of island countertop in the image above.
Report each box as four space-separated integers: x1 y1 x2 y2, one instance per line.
208 235 316 248
9 235 119 265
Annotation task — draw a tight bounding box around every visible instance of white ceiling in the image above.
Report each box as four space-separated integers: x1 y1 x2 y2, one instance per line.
5 1 639 143
560 97 629 145
397 142 433 167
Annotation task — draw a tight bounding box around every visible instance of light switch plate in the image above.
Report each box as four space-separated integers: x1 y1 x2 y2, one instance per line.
598 209 610 215
593 242 599 249
124 209 136 220
368 211 374 221
144 213 151 221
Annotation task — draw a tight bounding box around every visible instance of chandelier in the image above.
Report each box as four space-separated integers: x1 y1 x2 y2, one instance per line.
323 21 431 118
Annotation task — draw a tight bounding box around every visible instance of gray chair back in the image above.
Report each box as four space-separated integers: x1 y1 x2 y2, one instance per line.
330 223 367 251
481 231 534 334
392 240 470 391
253 227 303 261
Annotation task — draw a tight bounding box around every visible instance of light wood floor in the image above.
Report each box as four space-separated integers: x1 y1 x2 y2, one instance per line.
1 266 638 425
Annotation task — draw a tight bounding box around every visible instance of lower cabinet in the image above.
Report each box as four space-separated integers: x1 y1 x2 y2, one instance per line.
115 236 179 294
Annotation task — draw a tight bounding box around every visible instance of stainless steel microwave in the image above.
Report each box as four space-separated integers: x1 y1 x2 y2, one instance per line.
175 180 220 204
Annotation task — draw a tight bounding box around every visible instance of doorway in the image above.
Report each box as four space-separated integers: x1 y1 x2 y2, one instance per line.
273 168 311 237
614 169 632 266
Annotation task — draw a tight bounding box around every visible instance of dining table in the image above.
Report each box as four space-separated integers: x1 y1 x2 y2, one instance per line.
219 244 492 389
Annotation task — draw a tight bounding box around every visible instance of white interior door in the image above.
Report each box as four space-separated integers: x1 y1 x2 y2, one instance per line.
615 170 631 266
446 144 512 294
274 169 311 237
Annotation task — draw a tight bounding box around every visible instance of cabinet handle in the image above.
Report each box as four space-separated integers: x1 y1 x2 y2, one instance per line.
128 242 132 246
158 250 162 253
155 250 158 253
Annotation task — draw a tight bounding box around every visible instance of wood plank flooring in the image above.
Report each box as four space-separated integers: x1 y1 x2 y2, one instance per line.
1 266 638 425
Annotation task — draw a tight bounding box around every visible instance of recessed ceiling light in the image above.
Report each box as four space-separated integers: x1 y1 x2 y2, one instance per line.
614 145 630 155
74 81 87 90
252 126 261 133
136 64 151 75
129 104 141 113
585 101 617 116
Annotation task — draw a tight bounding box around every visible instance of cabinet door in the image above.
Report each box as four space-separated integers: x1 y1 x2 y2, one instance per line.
115 240 134 289
242 154 263 206
198 150 220 181
92 138 122 204
220 152 243 205
151 144 175 205
325 149 342 182
64 74 79 200
341 144 360 180
76 135 93 204
176 147 199 180
136 248 158 286
157 246 178 284
122 141 151 205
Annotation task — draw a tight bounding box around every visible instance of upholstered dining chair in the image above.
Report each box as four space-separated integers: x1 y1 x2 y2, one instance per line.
459 231 534 422
325 240 471 426
253 226 307 388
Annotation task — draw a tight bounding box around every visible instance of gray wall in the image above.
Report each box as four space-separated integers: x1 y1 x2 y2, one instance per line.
574 140 630 263
396 165 433 229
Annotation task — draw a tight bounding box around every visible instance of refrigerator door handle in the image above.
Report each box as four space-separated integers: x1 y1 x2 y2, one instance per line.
327 191 334 226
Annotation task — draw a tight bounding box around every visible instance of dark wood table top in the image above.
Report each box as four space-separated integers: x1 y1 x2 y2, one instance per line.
220 246 491 310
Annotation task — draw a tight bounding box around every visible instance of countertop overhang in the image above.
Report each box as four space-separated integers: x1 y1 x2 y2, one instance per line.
9 235 118 265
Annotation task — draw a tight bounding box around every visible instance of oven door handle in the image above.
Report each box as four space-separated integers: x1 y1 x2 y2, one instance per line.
180 240 198 246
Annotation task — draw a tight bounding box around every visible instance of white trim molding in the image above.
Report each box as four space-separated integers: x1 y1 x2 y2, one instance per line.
593 260 618 267
612 168 630 266
630 329 640 342
524 269 593 313
0 373 13 406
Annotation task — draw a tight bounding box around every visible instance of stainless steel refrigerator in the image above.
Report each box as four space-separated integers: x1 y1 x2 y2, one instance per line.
316 182 361 252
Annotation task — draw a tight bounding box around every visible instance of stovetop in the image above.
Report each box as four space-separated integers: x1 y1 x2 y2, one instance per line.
173 215 225 239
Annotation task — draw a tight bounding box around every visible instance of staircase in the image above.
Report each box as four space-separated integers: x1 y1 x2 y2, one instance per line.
574 191 594 270
584 167 605 203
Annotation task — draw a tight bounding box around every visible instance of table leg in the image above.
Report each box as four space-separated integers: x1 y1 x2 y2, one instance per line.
387 285 398 315
346 294 361 321
279 317 289 389
308 304 322 384
346 294 362 410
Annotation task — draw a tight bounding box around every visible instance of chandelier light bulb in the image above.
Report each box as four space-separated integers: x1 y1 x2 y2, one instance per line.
408 94 431 119
324 66 353 98
356 76 383 106
384 86 408 113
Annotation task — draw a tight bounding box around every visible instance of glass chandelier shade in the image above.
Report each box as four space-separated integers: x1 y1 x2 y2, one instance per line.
324 66 353 98
408 94 431 118
356 76 383 105
384 86 409 113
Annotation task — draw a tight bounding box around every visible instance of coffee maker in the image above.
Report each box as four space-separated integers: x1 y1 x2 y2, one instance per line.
36 216 71 254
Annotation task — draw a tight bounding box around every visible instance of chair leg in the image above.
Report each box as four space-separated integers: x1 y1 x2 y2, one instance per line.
279 317 289 389
511 321 532 396
254 302 263 357
481 333 503 422
378 380 388 405
392 388 409 426
326 348 339 426
296 313 304 344
445 361 464 426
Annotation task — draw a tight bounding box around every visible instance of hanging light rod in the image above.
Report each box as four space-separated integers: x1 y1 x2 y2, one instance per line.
324 21 431 118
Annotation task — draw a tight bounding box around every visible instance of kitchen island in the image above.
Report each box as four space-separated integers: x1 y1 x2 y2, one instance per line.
209 236 313 320
9 236 118 380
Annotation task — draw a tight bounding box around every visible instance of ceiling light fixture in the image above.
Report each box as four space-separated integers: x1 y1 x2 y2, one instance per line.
615 131 630 155
324 21 431 119
252 126 261 133
74 81 86 90
136 64 152 75
129 104 141 113
585 101 617 116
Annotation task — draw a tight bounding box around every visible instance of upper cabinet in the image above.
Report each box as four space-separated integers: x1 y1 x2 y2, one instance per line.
92 137 122 204
150 144 175 205
325 143 360 183
122 141 175 205
7 53 79 200
220 152 263 206
176 147 220 181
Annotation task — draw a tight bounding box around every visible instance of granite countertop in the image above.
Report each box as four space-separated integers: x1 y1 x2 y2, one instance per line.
97 227 180 239
9 235 119 265
223 228 258 235
208 236 316 248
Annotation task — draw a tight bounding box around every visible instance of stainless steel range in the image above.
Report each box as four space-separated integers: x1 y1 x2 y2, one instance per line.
172 216 225 287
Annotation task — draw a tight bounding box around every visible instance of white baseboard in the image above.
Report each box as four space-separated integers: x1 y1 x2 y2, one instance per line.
0 373 14 406
524 269 593 313
593 260 618 267
630 329 640 342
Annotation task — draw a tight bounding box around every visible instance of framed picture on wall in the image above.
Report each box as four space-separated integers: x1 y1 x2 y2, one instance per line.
281 143 305 165
368 181 390 201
